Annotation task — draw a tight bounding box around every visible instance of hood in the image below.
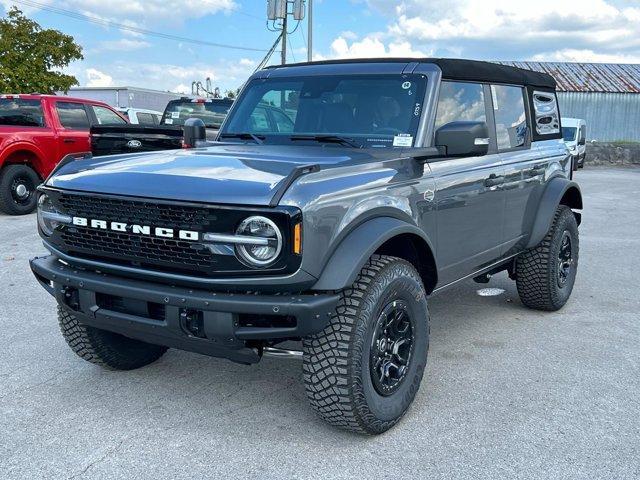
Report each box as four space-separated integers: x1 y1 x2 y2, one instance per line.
46 143 398 205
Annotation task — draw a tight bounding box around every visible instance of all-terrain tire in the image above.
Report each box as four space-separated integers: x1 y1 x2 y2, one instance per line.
0 164 40 215
302 255 429 435
516 205 579 311
58 306 167 370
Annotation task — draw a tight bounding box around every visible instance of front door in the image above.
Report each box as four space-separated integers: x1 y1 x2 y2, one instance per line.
427 81 506 286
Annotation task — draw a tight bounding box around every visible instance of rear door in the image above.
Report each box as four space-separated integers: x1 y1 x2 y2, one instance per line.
427 81 506 285
54 101 92 159
497 86 556 254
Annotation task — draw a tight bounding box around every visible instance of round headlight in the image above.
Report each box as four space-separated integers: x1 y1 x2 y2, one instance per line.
37 194 58 236
235 216 282 267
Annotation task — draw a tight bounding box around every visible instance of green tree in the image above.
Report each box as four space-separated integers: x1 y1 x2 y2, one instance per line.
0 7 83 93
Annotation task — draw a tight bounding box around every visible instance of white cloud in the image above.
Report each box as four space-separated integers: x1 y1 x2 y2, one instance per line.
359 0 640 62
85 68 113 87
74 58 257 92
65 0 236 23
531 49 640 64
98 38 151 51
327 34 429 59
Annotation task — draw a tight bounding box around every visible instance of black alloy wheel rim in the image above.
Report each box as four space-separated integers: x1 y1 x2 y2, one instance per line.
370 299 415 396
557 231 573 287
11 176 33 206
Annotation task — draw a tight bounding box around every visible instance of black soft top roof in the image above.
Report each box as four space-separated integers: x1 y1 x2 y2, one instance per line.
265 58 557 90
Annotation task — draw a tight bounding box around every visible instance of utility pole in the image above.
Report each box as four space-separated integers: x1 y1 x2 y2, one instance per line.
268 0 308 65
281 13 288 65
307 0 312 61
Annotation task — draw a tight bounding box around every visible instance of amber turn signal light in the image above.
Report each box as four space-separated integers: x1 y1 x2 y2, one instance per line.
293 223 302 254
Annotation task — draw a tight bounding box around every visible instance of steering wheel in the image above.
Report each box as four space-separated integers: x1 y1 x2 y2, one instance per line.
374 127 404 135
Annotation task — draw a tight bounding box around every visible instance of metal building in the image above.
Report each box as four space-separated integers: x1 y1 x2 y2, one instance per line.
60 87 184 113
498 62 640 142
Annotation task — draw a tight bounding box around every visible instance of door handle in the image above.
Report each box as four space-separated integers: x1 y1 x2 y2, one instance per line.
63 138 76 144
484 174 504 187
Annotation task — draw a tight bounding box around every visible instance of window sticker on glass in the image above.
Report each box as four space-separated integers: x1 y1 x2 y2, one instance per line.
171 111 180 119
402 82 412 90
393 134 413 147
491 85 499 110
164 118 173 124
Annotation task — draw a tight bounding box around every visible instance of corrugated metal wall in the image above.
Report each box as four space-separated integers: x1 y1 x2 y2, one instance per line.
558 92 640 142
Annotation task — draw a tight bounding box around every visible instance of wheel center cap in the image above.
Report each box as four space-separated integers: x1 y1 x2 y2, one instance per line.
379 338 388 352
15 184 28 198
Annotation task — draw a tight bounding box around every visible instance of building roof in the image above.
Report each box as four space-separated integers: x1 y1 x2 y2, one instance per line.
265 58 557 89
497 61 640 94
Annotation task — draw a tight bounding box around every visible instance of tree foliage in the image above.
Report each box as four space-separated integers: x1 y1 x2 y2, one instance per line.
0 7 83 93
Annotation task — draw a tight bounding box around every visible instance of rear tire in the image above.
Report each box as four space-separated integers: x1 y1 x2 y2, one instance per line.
515 205 579 311
302 255 429 434
58 306 167 370
0 164 40 215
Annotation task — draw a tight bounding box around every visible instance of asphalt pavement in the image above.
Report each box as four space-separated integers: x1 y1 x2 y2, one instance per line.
0 167 638 479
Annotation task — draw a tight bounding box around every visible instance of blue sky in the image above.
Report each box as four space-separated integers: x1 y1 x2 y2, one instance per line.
2 0 639 93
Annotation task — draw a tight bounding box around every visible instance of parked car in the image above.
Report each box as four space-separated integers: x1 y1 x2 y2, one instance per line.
116 107 163 125
0 94 127 215
562 117 587 168
90 97 234 156
30 59 582 434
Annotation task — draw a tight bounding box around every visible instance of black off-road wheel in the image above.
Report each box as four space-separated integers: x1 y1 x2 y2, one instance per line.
516 205 579 311
0 164 40 215
58 306 167 370
302 255 429 435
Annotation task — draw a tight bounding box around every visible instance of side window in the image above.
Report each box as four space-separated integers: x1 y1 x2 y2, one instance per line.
579 125 587 145
434 81 486 132
56 102 90 129
92 105 127 125
532 90 560 136
491 85 527 150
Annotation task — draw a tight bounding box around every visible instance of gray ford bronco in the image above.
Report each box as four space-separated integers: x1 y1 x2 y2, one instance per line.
30 58 582 434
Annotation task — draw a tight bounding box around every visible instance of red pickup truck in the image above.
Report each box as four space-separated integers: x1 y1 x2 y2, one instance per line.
0 94 127 215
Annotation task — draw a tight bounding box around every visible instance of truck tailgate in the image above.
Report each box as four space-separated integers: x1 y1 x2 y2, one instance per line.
91 125 183 156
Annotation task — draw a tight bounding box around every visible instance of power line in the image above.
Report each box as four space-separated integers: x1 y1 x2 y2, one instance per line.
13 0 271 52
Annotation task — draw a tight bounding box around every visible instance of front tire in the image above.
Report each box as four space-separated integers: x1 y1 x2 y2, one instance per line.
302 255 429 434
515 205 579 311
58 306 167 370
0 164 40 215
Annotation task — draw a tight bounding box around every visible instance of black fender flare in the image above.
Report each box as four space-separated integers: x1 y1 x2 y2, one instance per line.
526 177 582 249
311 217 436 291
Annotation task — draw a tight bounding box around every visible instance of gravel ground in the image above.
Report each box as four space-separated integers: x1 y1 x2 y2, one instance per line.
0 167 639 479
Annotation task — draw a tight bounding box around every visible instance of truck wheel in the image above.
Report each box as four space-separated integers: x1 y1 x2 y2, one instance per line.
516 205 579 311
0 164 40 215
58 306 167 370
302 255 429 434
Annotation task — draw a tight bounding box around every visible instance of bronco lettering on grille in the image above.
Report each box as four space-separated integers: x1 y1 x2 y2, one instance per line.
72 217 200 241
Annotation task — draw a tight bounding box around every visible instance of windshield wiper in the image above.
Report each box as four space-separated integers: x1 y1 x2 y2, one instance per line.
218 132 265 144
289 135 363 148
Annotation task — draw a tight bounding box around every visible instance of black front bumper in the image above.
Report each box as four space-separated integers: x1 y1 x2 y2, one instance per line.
31 255 339 364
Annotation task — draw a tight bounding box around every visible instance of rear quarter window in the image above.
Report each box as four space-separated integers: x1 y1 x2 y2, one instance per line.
56 102 90 129
0 99 45 127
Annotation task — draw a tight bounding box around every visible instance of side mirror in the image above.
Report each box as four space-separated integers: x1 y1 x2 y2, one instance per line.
183 118 206 148
435 121 489 157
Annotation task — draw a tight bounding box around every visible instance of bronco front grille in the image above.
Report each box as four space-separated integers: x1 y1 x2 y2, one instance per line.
49 192 298 277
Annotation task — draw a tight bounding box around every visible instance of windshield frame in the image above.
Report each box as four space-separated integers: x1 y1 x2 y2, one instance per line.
218 74 428 149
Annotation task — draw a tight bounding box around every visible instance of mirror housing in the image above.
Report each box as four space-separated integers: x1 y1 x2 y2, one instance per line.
183 118 206 148
435 121 490 157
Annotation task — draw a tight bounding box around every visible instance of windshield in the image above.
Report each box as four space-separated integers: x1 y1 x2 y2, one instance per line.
162 99 233 128
562 127 577 142
220 74 427 148
0 98 45 127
